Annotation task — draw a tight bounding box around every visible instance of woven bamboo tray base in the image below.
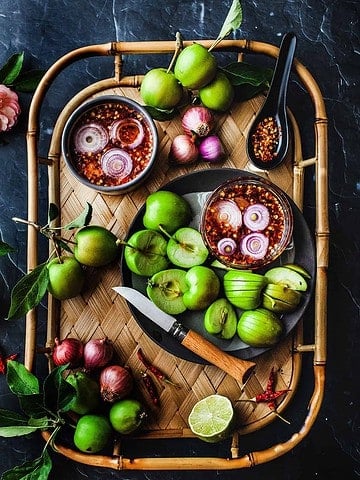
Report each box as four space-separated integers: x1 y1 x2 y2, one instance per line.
46 83 305 438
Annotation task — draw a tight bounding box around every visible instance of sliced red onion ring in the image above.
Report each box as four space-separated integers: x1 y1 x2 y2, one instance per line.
73 122 109 154
243 203 270 231
110 118 145 149
217 237 237 256
240 232 269 260
212 200 242 229
101 148 133 179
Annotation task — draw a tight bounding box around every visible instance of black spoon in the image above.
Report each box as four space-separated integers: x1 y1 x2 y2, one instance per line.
247 32 297 170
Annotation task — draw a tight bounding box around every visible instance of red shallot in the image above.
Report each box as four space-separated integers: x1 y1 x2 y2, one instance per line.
240 232 269 259
198 135 225 163
83 337 114 370
181 106 214 138
100 365 134 403
101 148 133 179
212 199 242 229
243 203 270 231
52 337 84 367
109 118 145 149
73 122 108 154
169 134 199 165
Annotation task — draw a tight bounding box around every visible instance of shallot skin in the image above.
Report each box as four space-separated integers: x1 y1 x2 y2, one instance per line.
198 135 225 163
83 338 114 370
52 337 84 367
181 106 214 138
100 365 134 403
169 134 199 165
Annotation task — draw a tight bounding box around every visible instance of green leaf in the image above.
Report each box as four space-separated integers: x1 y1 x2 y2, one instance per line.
144 105 179 121
48 203 59 223
0 409 39 437
235 83 267 101
6 361 39 396
43 365 76 414
28 416 52 428
18 393 47 418
222 61 273 87
7 263 49 321
63 202 93 230
1 449 52 480
0 241 16 256
218 0 243 39
56 239 73 254
0 52 24 85
13 69 45 93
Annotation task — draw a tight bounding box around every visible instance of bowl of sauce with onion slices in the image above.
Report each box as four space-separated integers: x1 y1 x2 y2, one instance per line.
200 175 293 270
61 95 158 194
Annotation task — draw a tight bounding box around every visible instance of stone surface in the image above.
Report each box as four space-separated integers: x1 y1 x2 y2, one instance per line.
0 0 359 479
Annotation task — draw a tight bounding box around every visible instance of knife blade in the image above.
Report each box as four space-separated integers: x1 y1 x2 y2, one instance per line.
113 286 255 384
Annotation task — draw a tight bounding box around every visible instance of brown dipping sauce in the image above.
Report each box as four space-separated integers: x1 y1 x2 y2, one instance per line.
69 101 154 187
201 179 293 269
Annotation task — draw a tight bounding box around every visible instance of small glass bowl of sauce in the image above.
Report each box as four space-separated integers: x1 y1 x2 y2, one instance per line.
200 175 293 270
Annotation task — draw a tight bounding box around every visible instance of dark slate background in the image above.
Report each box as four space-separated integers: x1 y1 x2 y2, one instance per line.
0 1 359 479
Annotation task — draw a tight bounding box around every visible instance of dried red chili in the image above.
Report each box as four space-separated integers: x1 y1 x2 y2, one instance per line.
0 353 18 374
255 389 290 404
137 348 179 387
237 366 291 424
266 366 276 394
140 371 160 406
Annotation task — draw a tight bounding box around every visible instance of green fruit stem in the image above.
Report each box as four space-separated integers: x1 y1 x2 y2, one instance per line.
118 239 137 249
120 239 166 257
167 31 183 73
12 216 41 231
158 224 173 240
12 215 75 262
158 225 195 252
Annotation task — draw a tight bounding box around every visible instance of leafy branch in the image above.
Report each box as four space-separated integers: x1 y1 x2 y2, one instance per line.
0 360 76 480
0 52 45 93
6 202 93 321
208 0 243 51
209 0 272 99
147 0 271 121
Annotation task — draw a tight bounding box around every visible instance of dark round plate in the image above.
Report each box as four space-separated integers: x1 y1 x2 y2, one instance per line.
120 168 315 363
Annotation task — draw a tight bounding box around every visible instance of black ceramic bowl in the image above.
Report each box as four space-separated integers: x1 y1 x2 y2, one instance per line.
61 95 158 195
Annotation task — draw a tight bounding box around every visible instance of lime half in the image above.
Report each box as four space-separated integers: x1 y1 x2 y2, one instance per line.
188 394 234 443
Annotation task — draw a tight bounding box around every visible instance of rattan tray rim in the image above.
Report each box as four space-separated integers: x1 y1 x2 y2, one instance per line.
25 38 328 471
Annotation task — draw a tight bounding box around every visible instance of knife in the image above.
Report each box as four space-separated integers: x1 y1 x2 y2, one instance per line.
113 286 256 384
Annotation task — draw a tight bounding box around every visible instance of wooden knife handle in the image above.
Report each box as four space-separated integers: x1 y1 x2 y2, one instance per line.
181 329 255 384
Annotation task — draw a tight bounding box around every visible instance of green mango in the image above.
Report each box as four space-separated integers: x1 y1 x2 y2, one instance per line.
264 266 308 291
204 298 238 339
223 270 268 310
262 283 302 312
237 308 283 347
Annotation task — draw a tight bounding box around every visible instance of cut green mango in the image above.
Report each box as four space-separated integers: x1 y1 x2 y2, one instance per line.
204 298 238 339
124 229 169 276
237 308 283 347
283 263 311 279
166 227 208 268
147 269 187 315
262 284 302 312
223 270 268 310
264 266 308 291
223 270 266 283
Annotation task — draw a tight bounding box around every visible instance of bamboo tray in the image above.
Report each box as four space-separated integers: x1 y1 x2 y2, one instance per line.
25 38 329 471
